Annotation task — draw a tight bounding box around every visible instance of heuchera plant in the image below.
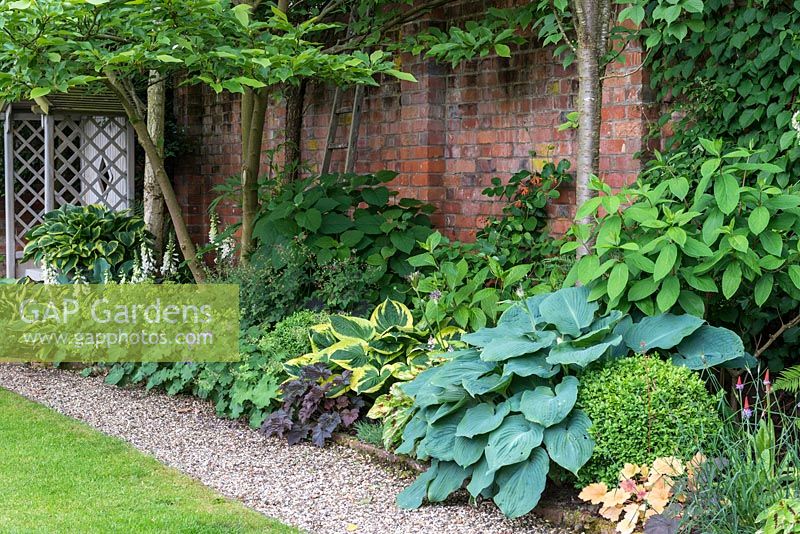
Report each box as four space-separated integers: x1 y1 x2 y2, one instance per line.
579 455 707 534
260 364 363 447
395 286 743 518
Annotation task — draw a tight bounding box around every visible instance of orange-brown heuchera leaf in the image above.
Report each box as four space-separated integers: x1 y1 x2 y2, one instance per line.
619 463 640 480
646 478 672 513
652 457 685 477
600 505 624 522
617 503 644 534
603 488 632 508
579 482 609 505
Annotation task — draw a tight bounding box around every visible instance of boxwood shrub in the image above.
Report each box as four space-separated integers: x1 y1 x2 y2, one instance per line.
577 356 722 486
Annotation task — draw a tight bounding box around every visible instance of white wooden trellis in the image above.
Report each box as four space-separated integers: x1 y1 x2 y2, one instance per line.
2 99 134 278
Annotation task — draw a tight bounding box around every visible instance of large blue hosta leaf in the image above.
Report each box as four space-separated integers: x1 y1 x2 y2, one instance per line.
503 354 559 378
453 434 489 467
672 325 745 369
456 401 511 438
485 415 544 471
466 455 495 498
493 447 549 518
477 332 557 362
427 461 471 502
419 411 461 461
538 286 598 336
396 460 439 509
497 303 537 332
546 335 621 367
543 409 594 475
463 373 512 396
623 314 704 353
520 376 579 428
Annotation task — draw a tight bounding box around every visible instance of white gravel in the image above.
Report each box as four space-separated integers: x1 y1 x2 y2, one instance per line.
0 364 563 534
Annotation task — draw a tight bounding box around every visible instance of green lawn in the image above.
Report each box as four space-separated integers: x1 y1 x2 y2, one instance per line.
0 388 297 534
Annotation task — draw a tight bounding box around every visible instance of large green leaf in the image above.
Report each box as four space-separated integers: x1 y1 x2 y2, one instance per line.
429 356 495 388
542 410 594 475
462 373 512 396
672 325 745 369
497 303 537 331
329 315 376 341
396 460 439 509
466 455 495 498
538 287 598 336
453 434 489 468
477 332 557 362
493 447 549 518
545 336 621 367
485 415 544 471
427 461 470 502
502 354 558 378
519 376 579 428
370 299 413 333
419 412 460 462
623 314 704 353
456 402 511 438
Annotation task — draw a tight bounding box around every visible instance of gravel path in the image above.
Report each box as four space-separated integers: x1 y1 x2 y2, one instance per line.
0 365 562 534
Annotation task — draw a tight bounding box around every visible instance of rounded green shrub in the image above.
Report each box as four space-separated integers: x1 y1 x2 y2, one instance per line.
257 310 328 373
577 356 721 486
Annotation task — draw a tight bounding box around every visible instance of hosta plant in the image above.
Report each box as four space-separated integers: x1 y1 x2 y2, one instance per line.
260 364 363 447
285 299 450 397
395 286 743 518
579 455 707 534
23 204 152 283
366 383 414 450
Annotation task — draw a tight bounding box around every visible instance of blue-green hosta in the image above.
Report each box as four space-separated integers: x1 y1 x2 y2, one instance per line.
285 299 453 397
396 286 744 518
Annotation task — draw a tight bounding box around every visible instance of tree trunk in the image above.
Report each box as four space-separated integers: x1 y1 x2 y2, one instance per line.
104 70 206 283
240 89 268 260
144 70 166 253
284 80 306 183
572 0 610 256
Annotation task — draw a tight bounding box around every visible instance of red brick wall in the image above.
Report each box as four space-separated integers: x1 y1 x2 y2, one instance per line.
172 1 654 243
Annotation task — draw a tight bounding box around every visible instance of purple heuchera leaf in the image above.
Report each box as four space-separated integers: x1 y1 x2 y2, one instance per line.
340 406 360 427
311 413 342 447
301 363 332 381
287 423 311 445
260 409 292 438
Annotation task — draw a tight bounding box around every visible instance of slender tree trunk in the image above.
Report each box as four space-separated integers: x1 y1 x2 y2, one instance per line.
284 80 306 183
240 89 268 259
104 70 206 283
572 0 611 256
144 70 166 253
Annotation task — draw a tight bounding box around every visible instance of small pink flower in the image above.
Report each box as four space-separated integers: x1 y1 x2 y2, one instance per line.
742 397 753 419
735 375 744 391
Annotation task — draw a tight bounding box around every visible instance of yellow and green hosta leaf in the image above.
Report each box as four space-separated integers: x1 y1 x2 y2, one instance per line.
370 298 414 333
329 314 376 341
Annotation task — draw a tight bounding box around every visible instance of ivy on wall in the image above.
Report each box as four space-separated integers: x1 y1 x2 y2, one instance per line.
649 0 800 183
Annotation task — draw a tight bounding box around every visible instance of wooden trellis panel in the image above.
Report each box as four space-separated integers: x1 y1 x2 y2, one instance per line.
3 106 134 278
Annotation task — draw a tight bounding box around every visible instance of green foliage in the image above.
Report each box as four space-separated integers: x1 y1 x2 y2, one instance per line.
576 356 721 486
0 0 414 106
366 382 414 450
757 497 800 534
395 286 741 518
23 204 151 283
676 413 800 533
565 142 800 365
354 420 385 448
105 310 325 428
252 171 434 303
476 161 573 284
407 232 530 335
286 299 446 398
213 248 314 329
648 0 800 183
775 365 800 395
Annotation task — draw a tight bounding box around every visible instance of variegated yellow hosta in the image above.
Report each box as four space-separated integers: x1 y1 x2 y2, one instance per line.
284 299 456 397
579 454 707 534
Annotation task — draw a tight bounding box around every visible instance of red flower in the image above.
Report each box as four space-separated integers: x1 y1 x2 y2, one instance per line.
742 397 753 419
735 375 744 391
